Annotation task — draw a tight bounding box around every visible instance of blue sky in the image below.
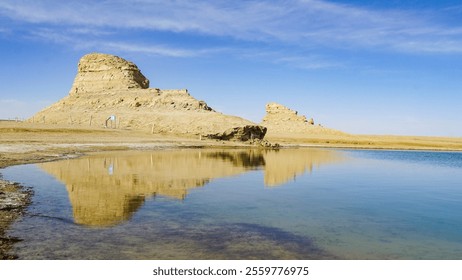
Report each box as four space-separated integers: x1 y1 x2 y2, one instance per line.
1 0 461 136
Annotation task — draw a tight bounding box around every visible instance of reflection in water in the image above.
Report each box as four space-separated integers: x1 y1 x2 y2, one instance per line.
38 149 343 227
263 149 340 187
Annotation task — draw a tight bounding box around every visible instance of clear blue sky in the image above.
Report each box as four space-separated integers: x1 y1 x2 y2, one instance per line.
1 0 461 136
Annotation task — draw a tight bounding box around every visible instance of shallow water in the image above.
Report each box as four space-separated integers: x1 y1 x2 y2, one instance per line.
2 148 462 259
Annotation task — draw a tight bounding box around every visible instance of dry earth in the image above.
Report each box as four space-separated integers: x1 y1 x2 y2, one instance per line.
265 131 462 151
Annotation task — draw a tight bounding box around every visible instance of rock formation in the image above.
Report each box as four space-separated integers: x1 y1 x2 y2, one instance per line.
262 103 312 126
261 102 345 135
30 53 265 139
69 53 149 95
206 125 267 141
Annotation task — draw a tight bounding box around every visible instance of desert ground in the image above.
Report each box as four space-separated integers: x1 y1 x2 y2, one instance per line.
2 121 461 166
266 131 462 151
1 120 462 259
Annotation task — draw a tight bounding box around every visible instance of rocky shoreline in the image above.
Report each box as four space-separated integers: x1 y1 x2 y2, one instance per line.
0 178 33 259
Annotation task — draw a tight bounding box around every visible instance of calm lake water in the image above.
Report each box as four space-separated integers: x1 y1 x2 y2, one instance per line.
2 148 462 259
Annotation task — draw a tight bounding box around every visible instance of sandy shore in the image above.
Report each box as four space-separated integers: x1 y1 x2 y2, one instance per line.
1 120 461 258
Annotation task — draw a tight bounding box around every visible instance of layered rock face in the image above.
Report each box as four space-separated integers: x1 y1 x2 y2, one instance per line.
262 103 312 126
261 102 344 135
30 53 264 139
69 53 149 95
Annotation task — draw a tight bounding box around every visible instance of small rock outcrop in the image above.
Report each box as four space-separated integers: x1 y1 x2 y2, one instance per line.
69 53 149 95
206 125 267 141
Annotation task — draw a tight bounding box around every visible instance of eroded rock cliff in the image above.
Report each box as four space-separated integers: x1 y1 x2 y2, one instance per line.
69 53 149 95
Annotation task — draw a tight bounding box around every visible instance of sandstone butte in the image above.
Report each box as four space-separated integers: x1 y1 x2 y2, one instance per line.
30 53 267 140
261 102 345 136
29 52 339 140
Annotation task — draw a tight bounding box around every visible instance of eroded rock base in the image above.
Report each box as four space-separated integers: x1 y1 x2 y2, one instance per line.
206 125 267 141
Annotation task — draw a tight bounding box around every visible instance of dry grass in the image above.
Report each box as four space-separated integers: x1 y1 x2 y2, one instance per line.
266 132 462 151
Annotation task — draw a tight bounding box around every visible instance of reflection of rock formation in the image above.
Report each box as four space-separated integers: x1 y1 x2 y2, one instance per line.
261 149 342 187
38 150 257 227
38 148 343 227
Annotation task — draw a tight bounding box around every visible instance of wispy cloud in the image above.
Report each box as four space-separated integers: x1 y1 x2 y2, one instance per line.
29 28 218 58
273 55 341 70
96 42 223 58
238 49 342 70
2 0 462 54
0 27 10 34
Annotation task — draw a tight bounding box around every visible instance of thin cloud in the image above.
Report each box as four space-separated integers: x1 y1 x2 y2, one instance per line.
98 42 220 58
2 0 462 53
274 55 341 70
239 49 342 70
29 28 223 58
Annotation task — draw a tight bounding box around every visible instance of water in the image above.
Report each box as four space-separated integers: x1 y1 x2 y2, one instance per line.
2 148 462 259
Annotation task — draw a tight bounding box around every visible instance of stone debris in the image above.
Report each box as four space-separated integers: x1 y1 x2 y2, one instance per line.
0 179 33 259
248 139 280 148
